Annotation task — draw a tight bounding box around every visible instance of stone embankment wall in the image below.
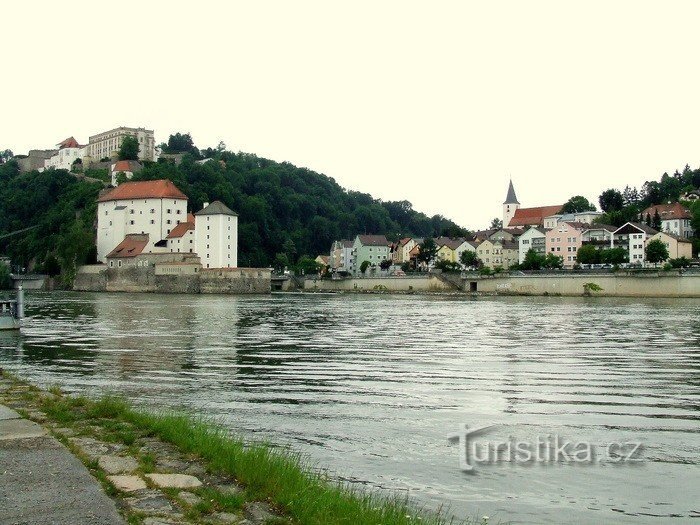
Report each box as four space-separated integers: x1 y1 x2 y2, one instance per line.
74 265 271 294
472 272 700 297
303 275 456 292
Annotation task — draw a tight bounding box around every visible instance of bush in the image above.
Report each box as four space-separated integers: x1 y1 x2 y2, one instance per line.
0 262 10 289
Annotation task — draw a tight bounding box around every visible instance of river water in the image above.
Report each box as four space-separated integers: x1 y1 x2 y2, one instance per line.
0 292 698 524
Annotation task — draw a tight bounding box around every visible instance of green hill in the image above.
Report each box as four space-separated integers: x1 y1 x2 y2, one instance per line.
0 149 468 277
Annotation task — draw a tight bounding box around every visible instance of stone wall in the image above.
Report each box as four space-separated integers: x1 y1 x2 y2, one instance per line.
302 275 454 292
74 265 270 294
199 268 271 294
470 272 700 297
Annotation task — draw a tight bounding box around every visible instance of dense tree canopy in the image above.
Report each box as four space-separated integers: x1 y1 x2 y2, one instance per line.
118 136 139 161
0 146 467 271
562 195 596 213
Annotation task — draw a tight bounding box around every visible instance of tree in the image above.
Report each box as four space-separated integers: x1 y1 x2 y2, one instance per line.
379 259 392 270
166 132 197 153
652 209 662 230
0 261 10 289
542 253 564 269
295 256 321 276
435 259 461 272
360 260 371 274
645 239 669 265
0 149 13 163
562 195 596 213
460 250 479 268
43 253 61 277
598 189 624 213
417 238 438 265
272 252 289 274
490 218 503 229
521 249 545 270
576 244 600 265
600 247 627 265
118 136 139 161
282 239 297 264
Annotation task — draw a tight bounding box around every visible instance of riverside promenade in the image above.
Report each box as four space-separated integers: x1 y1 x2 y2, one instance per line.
0 401 124 524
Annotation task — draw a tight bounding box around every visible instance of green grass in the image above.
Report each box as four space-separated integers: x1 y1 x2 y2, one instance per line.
37 394 463 525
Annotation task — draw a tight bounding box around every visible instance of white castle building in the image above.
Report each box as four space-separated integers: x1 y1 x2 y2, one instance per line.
96 179 238 268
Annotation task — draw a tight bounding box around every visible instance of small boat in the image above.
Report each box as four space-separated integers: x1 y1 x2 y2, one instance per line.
0 286 24 331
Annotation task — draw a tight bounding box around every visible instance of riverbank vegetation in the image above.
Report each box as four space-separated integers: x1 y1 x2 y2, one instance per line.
2 372 468 525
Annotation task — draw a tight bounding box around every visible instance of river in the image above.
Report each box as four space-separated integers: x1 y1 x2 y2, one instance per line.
0 292 698 524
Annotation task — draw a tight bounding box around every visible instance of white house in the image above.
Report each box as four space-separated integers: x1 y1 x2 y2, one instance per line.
330 240 354 272
518 226 546 263
454 239 478 265
110 160 143 186
194 201 238 268
613 222 658 265
43 137 84 171
166 214 196 253
96 179 189 262
642 203 694 239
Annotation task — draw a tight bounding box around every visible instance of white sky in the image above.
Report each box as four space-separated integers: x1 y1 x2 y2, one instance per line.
3 1 699 229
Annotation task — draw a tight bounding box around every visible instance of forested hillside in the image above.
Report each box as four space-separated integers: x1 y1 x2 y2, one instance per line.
0 146 467 274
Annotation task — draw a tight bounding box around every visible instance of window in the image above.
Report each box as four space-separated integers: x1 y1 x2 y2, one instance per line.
130 220 134 225
150 220 155 224
167 209 171 214
166 220 171 225
207 226 210 230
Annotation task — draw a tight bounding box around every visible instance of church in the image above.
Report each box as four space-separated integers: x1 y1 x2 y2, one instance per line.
502 180 563 229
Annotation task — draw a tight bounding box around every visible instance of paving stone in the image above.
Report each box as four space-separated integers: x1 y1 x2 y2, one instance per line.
125 490 176 513
216 483 244 496
178 490 202 506
70 436 125 459
107 474 147 492
27 410 47 422
0 418 47 440
244 502 277 522
99 454 139 474
213 512 244 523
0 405 21 420
143 519 183 525
146 473 203 489
53 426 77 437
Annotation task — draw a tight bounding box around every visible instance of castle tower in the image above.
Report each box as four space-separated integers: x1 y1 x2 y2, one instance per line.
502 179 520 227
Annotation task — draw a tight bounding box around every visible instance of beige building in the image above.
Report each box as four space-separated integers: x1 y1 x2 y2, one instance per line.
649 231 693 260
85 126 156 163
476 239 519 269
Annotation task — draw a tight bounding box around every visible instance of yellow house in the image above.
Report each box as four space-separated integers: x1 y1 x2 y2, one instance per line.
649 231 693 260
476 239 519 269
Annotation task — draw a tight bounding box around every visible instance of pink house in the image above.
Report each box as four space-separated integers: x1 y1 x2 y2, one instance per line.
545 222 588 268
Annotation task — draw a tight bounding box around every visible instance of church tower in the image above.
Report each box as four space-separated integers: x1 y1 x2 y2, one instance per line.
502 179 520 227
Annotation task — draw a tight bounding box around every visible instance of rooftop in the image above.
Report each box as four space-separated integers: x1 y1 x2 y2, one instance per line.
98 179 188 202
642 202 692 220
195 200 238 216
508 205 564 227
106 234 149 258
356 234 390 247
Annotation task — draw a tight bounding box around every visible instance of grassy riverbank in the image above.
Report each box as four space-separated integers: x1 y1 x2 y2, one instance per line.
1 372 470 525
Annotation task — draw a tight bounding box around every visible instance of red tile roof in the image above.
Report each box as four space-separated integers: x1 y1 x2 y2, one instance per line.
98 179 188 202
508 205 563 227
57 136 81 149
642 203 692 221
107 234 149 258
111 160 142 173
166 221 195 239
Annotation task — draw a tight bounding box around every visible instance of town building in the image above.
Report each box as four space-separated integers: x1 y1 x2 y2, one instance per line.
85 126 156 163
97 179 189 263
545 222 588 268
580 225 616 250
648 231 693 261
110 160 143 186
612 222 658 266
166 214 196 253
641 203 694 239
194 201 238 269
330 240 354 272
503 179 562 229
43 137 85 171
503 179 520 227
518 227 546 263
351 235 390 274
543 211 603 229
476 239 518 269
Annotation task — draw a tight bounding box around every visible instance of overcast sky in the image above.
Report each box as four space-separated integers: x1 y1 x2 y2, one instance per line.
3 1 699 229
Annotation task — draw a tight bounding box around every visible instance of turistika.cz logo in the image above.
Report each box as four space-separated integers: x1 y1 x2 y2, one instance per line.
447 424 643 472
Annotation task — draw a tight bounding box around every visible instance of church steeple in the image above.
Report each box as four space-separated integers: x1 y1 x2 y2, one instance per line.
503 179 519 205
502 179 520 228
